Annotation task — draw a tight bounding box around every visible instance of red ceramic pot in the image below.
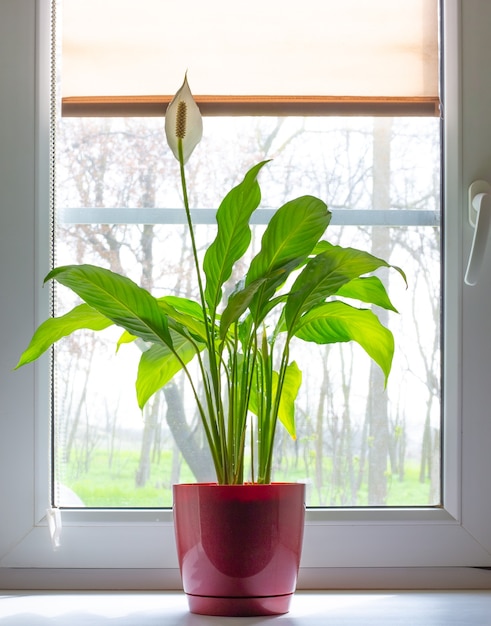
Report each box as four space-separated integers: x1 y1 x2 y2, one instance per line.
173 482 305 616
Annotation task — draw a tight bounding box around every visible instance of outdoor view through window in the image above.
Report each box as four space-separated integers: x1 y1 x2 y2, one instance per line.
52 114 441 508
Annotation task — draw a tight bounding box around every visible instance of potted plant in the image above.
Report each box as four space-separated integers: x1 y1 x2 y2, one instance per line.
16 76 405 616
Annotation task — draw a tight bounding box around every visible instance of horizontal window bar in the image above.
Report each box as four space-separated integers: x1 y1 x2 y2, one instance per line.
62 95 441 118
59 208 440 227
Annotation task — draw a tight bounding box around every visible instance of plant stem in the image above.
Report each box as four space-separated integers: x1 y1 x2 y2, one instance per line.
263 340 291 483
177 138 227 482
177 140 208 337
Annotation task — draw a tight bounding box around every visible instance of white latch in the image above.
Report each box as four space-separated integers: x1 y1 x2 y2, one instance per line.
46 507 62 550
465 180 491 285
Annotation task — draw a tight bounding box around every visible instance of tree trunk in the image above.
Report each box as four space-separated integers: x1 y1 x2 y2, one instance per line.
163 382 215 482
367 362 389 504
367 117 392 505
314 360 328 503
135 395 160 487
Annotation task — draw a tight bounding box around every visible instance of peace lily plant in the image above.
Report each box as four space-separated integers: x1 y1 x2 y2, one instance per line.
17 76 406 486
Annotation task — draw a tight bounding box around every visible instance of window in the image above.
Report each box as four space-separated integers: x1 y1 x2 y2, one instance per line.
54 0 441 509
1 0 491 588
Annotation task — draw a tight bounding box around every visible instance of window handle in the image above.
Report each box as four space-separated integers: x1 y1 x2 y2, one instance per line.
465 180 491 286
46 506 62 550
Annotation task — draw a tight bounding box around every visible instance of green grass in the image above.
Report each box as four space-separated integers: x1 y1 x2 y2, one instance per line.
61 448 436 508
62 449 190 507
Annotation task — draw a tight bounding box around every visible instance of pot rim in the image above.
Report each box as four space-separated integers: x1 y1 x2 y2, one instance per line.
173 481 305 487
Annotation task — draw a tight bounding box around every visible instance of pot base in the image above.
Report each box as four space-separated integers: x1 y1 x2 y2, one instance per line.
186 592 293 616
174 483 305 616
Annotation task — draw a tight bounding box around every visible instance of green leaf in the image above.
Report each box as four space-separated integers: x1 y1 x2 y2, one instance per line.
295 301 394 384
336 276 399 312
45 264 173 348
276 361 302 439
116 330 137 350
285 244 401 333
136 332 201 409
158 295 204 319
248 361 301 441
157 295 207 342
203 161 269 315
221 255 310 338
16 303 112 368
246 195 331 320
219 277 268 339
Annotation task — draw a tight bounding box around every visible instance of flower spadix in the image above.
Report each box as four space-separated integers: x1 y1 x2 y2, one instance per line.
165 74 203 164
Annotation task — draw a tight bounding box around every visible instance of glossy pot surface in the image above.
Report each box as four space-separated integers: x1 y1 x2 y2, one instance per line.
173 482 305 616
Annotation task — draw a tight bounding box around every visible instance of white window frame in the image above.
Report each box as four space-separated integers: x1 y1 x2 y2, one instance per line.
1 0 491 590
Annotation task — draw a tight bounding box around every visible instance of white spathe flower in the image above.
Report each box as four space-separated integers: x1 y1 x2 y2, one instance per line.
165 74 203 164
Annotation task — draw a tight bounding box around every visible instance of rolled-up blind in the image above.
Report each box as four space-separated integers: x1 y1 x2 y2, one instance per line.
61 0 439 116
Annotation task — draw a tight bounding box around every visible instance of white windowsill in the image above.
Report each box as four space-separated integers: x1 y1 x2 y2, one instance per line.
1 591 491 625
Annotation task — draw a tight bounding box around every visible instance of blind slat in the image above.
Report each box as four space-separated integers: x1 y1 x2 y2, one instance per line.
62 95 441 118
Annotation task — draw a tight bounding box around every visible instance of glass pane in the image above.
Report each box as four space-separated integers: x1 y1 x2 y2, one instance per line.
53 116 441 507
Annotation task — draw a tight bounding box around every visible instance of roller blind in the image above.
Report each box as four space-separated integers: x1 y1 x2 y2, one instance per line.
61 0 440 116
